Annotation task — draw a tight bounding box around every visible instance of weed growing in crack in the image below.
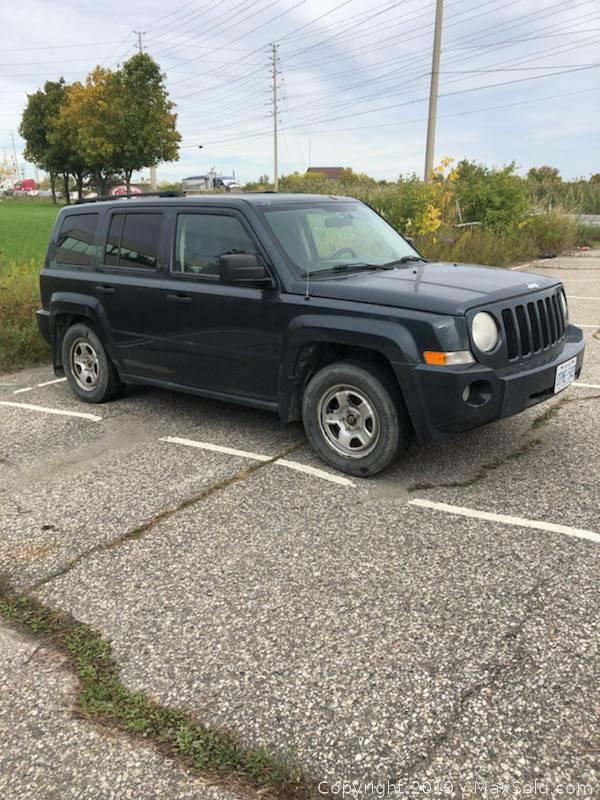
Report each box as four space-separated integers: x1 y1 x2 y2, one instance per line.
0 578 310 799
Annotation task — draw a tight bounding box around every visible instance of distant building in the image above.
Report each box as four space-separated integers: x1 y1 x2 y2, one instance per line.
306 167 346 179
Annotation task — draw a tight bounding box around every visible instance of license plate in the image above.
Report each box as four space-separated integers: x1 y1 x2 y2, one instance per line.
554 356 577 394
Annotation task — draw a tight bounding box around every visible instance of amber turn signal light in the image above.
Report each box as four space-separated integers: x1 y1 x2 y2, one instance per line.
423 350 475 366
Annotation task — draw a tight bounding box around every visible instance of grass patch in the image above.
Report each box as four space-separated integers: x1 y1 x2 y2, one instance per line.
0 200 58 371
0 578 311 799
0 199 60 263
0 258 50 371
576 222 600 249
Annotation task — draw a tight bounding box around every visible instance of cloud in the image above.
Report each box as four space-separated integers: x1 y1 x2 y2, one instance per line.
2 0 599 182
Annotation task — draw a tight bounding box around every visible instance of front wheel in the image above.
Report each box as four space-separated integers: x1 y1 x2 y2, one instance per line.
301 359 411 477
62 323 124 403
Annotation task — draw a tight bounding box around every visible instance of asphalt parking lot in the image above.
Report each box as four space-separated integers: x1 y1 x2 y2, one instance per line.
1 252 599 799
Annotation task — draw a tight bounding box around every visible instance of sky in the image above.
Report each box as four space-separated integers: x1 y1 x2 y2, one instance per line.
1 0 599 185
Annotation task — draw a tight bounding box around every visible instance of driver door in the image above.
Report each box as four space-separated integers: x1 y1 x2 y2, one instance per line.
162 208 279 402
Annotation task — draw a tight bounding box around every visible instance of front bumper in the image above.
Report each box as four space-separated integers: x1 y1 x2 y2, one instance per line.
401 325 585 441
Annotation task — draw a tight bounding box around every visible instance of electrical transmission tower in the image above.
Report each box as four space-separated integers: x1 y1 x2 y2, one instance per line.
270 43 280 192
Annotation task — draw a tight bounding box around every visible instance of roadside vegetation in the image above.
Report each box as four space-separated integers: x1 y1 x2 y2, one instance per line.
269 158 592 266
0 200 57 371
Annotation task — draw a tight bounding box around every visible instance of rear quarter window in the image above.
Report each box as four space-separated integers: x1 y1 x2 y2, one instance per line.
103 212 164 270
54 213 99 267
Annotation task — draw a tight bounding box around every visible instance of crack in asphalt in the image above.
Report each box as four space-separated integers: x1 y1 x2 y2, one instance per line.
27 439 304 593
398 578 549 776
407 393 600 494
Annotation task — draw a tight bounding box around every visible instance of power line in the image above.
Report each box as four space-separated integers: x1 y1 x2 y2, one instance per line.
278 3 600 122
184 83 600 146
141 0 199 32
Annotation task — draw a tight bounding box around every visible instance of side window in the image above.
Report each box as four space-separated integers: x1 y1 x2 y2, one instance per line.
104 213 163 269
55 213 99 267
105 214 124 266
174 213 257 278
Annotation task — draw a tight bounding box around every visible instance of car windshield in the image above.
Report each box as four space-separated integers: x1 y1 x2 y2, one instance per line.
261 202 419 276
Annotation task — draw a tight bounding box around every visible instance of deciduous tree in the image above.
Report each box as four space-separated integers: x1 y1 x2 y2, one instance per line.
19 80 67 203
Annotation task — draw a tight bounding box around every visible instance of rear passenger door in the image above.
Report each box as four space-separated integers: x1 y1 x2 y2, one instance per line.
96 209 170 379
162 208 279 401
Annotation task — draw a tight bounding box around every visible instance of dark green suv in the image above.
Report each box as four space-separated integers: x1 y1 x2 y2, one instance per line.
37 193 585 476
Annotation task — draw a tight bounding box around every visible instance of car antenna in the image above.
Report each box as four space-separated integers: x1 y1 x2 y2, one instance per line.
305 262 310 300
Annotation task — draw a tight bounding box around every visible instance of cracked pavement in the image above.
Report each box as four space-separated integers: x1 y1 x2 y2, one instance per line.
1 252 599 798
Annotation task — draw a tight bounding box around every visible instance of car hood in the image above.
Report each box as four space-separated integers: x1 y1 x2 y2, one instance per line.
294 262 560 315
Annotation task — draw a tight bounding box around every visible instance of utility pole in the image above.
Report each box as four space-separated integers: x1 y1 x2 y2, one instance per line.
10 130 19 180
134 30 145 54
424 0 444 182
270 43 279 192
133 30 157 190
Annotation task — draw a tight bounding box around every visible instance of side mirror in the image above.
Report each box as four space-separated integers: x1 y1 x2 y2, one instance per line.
405 236 416 246
219 253 272 286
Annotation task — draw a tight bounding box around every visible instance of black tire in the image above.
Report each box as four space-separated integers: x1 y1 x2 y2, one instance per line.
61 323 124 404
301 359 411 477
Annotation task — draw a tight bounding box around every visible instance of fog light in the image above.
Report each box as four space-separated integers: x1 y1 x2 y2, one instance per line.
462 380 493 407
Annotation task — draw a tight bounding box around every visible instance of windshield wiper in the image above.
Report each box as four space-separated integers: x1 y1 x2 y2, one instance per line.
384 255 429 267
329 262 394 272
302 262 397 278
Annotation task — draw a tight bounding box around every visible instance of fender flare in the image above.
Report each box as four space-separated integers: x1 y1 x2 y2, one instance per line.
278 313 422 427
48 292 121 370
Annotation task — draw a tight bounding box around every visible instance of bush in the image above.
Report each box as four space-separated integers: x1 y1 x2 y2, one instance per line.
416 212 578 266
520 212 577 255
453 160 530 230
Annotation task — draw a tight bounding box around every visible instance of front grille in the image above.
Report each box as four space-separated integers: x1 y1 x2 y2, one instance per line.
501 288 566 360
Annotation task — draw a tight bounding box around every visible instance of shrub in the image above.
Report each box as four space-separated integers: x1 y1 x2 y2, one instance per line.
520 212 577 255
453 160 530 230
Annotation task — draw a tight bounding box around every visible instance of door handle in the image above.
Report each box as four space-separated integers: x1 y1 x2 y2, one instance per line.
167 293 192 304
96 285 115 295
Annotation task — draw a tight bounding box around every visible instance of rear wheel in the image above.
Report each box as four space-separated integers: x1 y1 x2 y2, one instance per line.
302 359 411 477
62 323 124 403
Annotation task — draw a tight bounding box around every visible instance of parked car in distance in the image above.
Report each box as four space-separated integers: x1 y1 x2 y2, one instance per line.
37 193 585 476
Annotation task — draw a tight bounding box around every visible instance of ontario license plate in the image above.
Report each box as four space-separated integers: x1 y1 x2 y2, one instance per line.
554 356 577 394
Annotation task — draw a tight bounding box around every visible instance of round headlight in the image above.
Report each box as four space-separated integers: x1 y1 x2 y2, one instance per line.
560 291 568 322
472 312 499 353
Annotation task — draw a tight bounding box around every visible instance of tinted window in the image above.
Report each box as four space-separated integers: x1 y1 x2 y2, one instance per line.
105 214 123 266
56 213 99 266
104 213 163 269
174 213 257 277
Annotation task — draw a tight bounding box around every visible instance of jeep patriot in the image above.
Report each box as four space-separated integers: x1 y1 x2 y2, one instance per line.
37 193 585 476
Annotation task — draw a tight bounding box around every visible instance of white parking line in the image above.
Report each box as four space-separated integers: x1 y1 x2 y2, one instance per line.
574 382 600 389
160 436 354 487
567 295 600 301
160 436 271 461
0 401 102 422
13 387 33 394
408 498 600 544
276 458 354 486
576 324 600 329
37 377 67 387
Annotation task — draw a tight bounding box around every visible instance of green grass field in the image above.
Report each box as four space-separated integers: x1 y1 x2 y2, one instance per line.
0 200 60 371
0 199 60 263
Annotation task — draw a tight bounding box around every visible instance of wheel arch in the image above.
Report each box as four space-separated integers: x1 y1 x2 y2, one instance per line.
279 314 419 426
48 293 119 374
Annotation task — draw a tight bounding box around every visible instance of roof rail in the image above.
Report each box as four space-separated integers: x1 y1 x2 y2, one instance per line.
75 191 184 204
